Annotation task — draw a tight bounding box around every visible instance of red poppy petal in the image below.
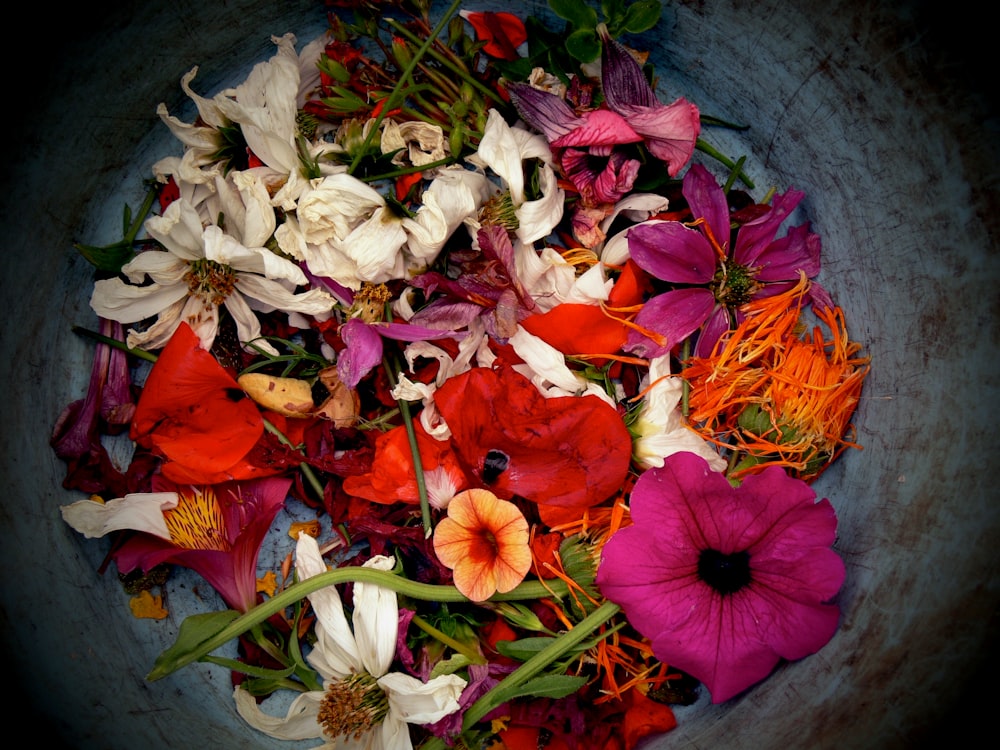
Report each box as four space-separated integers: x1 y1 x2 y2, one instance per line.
435 367 632 511
131 322 263 473
521 303 629 357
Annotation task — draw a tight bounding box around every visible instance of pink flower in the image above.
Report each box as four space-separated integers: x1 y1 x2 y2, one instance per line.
595 451 845 703
624 163 832 359
506 30 699 207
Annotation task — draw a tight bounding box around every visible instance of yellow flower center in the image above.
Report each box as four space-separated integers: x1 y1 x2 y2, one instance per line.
317 672 389 740
162 487 231 551
351 282 392 323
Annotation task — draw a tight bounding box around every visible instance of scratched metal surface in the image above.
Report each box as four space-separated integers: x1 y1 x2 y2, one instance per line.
1 1 996 748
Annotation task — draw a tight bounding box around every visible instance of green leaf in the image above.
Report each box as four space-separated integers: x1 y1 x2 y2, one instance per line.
622 0 663 33
496 635 587 662
549 0 599 27
147 609 241 680
500 673 589 701
74 239 135 273
429 653 473 679
565 28 602 62
200 654 296 681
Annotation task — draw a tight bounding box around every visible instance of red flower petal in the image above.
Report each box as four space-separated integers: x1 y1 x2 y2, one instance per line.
434 366 632 514
461 11 527 60
130 322 263 478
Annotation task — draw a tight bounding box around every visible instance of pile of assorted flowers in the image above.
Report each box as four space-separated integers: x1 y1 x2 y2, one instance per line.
53 1 870 747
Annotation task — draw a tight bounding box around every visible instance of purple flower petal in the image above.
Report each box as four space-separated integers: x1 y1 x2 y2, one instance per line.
733 188 805 265
752 223 822 281
598 32 659 110
627 221 716 284
625 287 715 358
682 163 732 253
693 305 732 359
551 109 643 148
337 317 385 389
506 82 583 141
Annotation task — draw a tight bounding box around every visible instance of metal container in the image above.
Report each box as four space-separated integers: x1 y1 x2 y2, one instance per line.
2 1 996 747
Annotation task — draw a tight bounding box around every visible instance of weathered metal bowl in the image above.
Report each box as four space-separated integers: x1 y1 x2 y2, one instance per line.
2 1 996 747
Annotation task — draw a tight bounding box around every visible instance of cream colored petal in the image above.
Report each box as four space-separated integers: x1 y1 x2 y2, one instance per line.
295 532 363 676
60 492 177 540
509 326 585 395
296 173 385 245
90 277 189 324
202 225 306 285
353 555 398 678
341 208 408 283
476 108 526 204
514 162 564 244
232 685 325 741
379 671 466 724
144 199 207 260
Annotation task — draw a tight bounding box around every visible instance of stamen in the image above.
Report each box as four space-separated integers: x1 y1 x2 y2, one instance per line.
351 282 392 323
317 672 390 741
184 259 237 306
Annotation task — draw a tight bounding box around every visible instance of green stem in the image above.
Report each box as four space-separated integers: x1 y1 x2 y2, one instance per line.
350 0 464 175
411 614 487 665
147 569 568 681
380 344 431 537
695 138 755 189
361 155 457 184
385 18 505 106
418 601 623 750
261 417 327 503
71 325 157 363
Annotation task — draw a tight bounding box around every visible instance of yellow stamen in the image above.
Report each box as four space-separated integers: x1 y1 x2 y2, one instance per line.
162 486 230 551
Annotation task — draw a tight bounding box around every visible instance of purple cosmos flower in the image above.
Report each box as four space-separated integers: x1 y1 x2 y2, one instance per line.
506 28 700 207
596 451 845 703
624 163 832 359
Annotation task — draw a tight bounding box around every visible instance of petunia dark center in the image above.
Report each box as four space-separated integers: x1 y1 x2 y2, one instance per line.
697 548 752 595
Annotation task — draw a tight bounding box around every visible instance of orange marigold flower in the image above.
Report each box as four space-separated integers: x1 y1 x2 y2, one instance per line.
433 488 531 602
683 274 870 481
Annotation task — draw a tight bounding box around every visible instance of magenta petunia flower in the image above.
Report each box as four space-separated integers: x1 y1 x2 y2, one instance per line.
595 451 845 703
624 163 832 359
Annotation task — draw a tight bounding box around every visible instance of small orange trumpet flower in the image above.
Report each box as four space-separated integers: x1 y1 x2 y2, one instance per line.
433 489 531 602
683 273 869 481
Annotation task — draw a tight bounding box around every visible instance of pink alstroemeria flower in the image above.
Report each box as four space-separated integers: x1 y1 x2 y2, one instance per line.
596 451 845 703
62 474 292 613
624 163 833 359
506 28 699 206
